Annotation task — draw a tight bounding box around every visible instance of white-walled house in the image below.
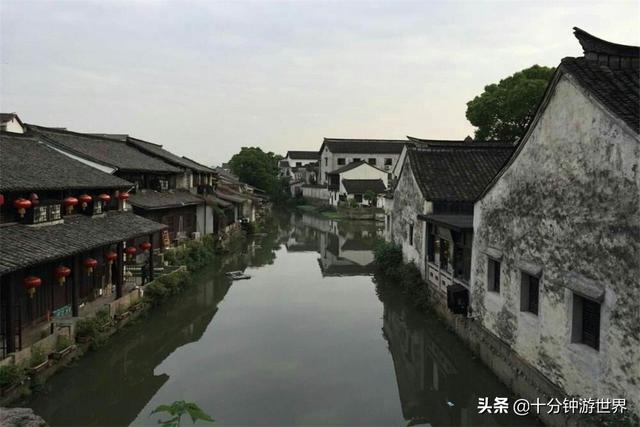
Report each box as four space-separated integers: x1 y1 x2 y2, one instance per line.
470 28 640 413
0 113 25 133
318 138 405 185
326 161 389 207
284 150 319 167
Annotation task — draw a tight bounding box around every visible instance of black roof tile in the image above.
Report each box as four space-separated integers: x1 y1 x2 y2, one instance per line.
286 151 319 160
0 211 166 274
126 137 216 173
408 145 514 202
342 179 386 194
128 189 203 210
28 125 182 173
322 138 406 154
0 133 132 192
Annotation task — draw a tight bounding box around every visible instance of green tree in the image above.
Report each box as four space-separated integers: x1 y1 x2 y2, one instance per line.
363 190 377 207
466 65 555 141
227 147 289 202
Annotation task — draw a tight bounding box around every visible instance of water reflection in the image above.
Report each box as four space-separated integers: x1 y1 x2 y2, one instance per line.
288 212 383 276
26 211 539 426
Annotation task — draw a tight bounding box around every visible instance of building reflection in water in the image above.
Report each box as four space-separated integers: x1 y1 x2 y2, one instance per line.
287 212 383 277
381 291 539 426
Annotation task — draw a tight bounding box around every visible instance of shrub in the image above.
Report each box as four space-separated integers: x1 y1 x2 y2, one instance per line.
95 309 112 331
165 236 218 271
55 334 73 352
373 240 403 280
29 345 47 367
75 317 100 340
0 364 25 388
144 281 169 307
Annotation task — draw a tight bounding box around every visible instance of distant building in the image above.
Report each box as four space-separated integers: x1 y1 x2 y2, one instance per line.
326 161 388 207
318 138 405 185
471 28 640 411
283 150 319 168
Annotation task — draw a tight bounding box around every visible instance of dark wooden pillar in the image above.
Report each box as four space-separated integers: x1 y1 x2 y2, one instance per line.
115 243 124 298
71 255 80 316
148 233 155 282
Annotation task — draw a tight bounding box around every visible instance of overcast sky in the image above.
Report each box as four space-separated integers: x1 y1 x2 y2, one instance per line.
1 1 638 166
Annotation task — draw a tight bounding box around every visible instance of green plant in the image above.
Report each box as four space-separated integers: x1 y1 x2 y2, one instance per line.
363 190 377 206
373 240 403 280
55 334 73 352
144 281 169 306
29 344 47 367
75 317 99 340
152 400 214 427
0 364 25 388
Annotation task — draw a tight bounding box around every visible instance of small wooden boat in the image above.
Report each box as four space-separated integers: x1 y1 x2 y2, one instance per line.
225 270 251 280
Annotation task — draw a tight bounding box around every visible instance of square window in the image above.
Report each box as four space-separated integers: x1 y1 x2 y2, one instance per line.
337 158 346 165
572 294 601 350
352 158 361 163
520 272 540 315
354 194 363 203
49 204 62 221
296 162 302 167
368 158 377 165
33 206 48 223
487 258 501 293
384 158 393 165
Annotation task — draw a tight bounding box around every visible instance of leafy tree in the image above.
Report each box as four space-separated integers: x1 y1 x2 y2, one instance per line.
228 147 289 202
152 401 214 427
466 65 555 141
364 190 377 207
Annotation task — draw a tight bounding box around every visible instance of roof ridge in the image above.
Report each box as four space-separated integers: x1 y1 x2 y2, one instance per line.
27 124 130 143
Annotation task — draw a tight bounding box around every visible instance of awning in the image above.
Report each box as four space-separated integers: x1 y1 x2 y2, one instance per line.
0 211 167 275
418 214 473 231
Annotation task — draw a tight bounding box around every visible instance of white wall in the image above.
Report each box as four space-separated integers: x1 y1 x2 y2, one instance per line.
319 145 401 184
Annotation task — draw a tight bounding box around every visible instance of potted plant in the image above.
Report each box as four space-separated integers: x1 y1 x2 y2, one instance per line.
50 334 75 360
28 344 49 375
0 364 25 396
75 317 98 344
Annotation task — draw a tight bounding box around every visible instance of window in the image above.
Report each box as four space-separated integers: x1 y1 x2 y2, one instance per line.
159 179 169 191
296 162 302 167
337 158 346 165
93 200 103 215
520 273 540 315
384 158 393 166
33 206 48 223
427 233 436 262
352 158 361 163
354 194 363 203
324 158 328 166
368 158 377 165
572 294 601 350
487 258 501 293
49 204 61 221
409 224 414 246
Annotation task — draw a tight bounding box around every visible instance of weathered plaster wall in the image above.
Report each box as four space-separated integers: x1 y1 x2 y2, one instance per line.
472 74 640 412
390 160 431 275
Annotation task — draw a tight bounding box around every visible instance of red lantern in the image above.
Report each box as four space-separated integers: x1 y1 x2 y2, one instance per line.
98 193 111 204
54 266 71 286
23 276 42 298
106 251 118 265
117 192 130 201
0 194 4 206
13 198 32 218
140 242 152 252
84 258 98 274
125 246 137 261
78 194 92 210
63 196 79 214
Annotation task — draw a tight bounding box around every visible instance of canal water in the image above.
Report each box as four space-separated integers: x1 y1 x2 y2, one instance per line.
26 211 540 426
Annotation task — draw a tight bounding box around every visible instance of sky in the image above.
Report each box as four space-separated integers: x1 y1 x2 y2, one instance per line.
1 1 638 166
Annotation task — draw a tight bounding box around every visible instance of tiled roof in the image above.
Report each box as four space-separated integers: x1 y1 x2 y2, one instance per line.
127 137 216 173
0 133 132 192
322 138 406 154
561 57 639 133
128 189 203 210
408 145 514 202
407 136 513 148
28 125 182 173
279 160 290 167
328 161 372 175
0 211 166 274
417 214 474 230
342 179 386 194
215 190 248 204
286 150 320 160
203 195 232 208
0 113 22 125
